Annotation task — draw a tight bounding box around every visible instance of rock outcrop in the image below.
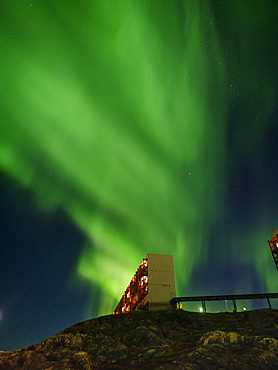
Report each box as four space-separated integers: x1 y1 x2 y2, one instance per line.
0 308 278 369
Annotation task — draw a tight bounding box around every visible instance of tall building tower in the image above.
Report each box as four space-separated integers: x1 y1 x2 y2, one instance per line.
113 254 176 314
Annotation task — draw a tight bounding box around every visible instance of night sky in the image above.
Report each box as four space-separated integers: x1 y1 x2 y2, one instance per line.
1 0 278 351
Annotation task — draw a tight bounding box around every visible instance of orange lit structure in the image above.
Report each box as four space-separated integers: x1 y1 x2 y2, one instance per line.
268 230 278 272
114 258 148 314
114 254 176 314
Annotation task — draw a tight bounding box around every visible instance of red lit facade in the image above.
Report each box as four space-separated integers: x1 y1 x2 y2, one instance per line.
113 258 149 314
268 232 278 272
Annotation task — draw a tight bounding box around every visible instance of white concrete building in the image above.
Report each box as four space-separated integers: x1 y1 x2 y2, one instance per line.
114 254 176 313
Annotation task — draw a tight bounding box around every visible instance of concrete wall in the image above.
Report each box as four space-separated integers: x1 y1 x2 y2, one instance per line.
147 254 176 310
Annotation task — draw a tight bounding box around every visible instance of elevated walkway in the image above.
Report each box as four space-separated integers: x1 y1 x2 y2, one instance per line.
170 292 278 312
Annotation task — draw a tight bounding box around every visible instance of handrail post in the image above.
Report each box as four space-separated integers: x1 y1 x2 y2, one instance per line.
232 297 237 312
266 295 272 308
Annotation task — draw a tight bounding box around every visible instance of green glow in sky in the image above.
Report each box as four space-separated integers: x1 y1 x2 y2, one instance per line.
1 1 278 315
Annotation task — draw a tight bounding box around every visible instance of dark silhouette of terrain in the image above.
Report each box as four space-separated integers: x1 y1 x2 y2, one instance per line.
0 308 277 369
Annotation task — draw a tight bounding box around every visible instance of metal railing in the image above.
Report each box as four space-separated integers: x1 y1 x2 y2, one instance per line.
170 292 278 312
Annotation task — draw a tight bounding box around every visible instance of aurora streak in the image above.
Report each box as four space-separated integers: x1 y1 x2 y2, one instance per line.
1 0 278 323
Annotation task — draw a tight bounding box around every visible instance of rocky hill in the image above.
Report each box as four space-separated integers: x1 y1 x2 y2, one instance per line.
0 308 278 369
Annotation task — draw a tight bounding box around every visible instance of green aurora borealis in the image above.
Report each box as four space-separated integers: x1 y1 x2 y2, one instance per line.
1 0 278 320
